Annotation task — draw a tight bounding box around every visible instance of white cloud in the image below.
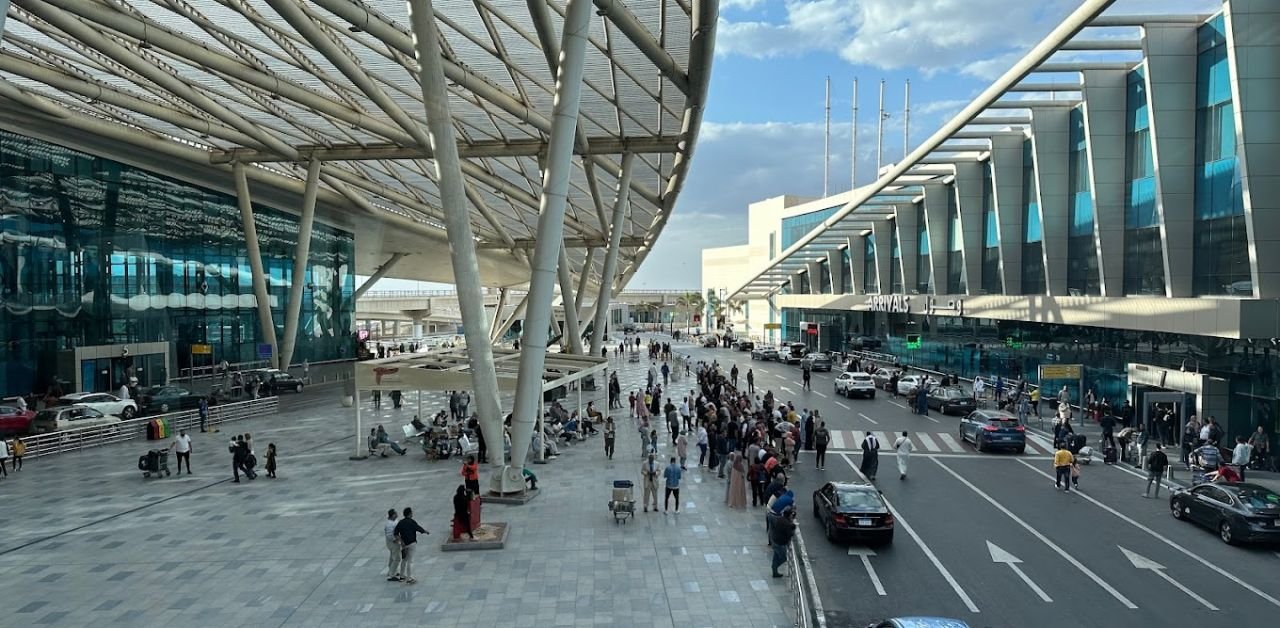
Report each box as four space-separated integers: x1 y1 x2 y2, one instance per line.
721 0 768 10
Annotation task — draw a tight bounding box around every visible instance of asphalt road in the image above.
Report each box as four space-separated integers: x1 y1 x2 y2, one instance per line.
673 341 1280 628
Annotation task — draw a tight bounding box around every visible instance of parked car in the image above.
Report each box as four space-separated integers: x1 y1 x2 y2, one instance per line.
958 410 1026 453
851 335 883 350
864 619 970 628
250 369 305 394
751 346 780 361
801 353 833 372
895 375 939 397
0 404 36 436
784 343 808 364
926 388 977 416
812 481 894 545
57 392 139 419
138 386 200 415
870 368 896 391
735 341 755 352
702 336 720 348
1170 483 1280 545
834 372 876 399
32 405 121 434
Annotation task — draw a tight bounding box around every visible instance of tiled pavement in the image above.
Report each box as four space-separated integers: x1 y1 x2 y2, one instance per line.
0 340 793 628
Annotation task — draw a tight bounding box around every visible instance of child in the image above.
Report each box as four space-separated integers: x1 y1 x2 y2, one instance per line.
1070 460 1081 490
265 443 277 478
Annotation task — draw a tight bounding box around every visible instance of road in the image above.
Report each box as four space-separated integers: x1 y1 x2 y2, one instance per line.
672 341 1280 628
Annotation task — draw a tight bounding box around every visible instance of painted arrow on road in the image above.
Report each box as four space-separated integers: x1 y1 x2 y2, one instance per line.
987 541 1052 602
1119 546 1219 611
848 547 886 596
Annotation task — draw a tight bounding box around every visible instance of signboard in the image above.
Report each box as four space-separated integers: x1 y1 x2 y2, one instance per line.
1005 337 1023 349
1039 364 1083 380
763 323 781 330
868 295 912 313
256 343 274 360
905 334 922 350
191 343 213 355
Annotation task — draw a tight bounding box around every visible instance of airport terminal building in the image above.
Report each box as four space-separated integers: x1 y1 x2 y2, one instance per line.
708 3 1280 440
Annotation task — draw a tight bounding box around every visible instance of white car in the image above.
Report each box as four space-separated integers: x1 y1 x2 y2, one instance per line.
32 405 123 434
834 372 876 399
896 375 940 397
58 392 139 419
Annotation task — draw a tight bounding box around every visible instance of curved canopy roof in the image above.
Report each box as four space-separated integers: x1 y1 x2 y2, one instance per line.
0 0 715 287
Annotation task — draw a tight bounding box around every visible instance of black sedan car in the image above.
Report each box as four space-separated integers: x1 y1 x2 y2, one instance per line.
138 385 200 415
927 387 977 416
1170 483 1280 545
812 481 894 545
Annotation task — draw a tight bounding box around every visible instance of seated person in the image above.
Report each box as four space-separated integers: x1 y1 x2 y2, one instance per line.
376 425 406 455
560 418 580 442
411 415 428 433
549 401 571 423
368 428 390 457
523 467 538 490
1208 464 1241 483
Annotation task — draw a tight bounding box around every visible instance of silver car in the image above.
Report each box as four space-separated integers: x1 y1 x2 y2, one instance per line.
802 353 833 372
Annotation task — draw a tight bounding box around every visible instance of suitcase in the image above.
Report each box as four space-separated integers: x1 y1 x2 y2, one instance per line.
1103 446 1118 465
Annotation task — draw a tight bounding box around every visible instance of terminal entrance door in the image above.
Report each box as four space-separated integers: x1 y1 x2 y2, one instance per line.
1134 389 1192 453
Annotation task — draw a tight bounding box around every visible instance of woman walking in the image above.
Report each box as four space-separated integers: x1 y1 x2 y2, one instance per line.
453 485 475 540
604 417 617 460
265 443 278 478
461 455 480 495
860 432 880 481
893 431 914 480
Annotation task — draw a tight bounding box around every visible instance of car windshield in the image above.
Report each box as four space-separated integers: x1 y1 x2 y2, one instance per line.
1234 488 1280 511
987 417 1020 427
836 489 883 510
35 409 62 420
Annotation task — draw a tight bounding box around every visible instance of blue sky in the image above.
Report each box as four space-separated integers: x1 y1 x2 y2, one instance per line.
375 0 1222 292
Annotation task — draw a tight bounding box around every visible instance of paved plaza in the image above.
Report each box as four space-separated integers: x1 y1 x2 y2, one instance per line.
0 344 793 628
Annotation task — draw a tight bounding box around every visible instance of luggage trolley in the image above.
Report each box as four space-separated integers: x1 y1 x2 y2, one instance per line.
138 447 171 479
609 480 636 523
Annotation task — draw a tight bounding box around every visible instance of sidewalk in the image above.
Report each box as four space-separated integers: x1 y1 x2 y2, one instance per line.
0 342 793 628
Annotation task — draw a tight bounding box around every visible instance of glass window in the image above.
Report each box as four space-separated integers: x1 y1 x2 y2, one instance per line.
818 260 832 294
1021 242 1045 295
1022 139 1042 244
862 236 878 294
1067 235 1100 295
781 205 842 248
841 248 853 294
1193 16 1247 295
890 224 902 294
1124 227 1166 296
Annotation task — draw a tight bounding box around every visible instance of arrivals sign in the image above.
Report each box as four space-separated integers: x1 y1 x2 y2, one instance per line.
867 295 913 313
190 343 213 355
1039 364 1083 380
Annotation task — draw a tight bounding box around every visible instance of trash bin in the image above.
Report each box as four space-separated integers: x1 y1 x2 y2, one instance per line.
147 418 169 440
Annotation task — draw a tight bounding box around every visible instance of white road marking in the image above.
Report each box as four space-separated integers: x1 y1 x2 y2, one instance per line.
875 432 895 449
887 400 908 410
923 414 941 424
938 433 966 452
835 401 851 410
814 391 828 398
932 458 1137 609
916 433 940 452
848 547 886 596
1026 433 1055 452
987 541 1052 603
839 453 980 613
857 412 879 425
1015 458 1280 609
780 386 796 394
829 430 847 449
1120 546 1218 611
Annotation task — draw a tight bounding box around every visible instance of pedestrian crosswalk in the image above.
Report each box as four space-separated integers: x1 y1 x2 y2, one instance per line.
823 430 1057 455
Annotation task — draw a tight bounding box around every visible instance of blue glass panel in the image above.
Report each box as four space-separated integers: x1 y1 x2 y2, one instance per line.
1025 203 1042 243
1126 177 1159 229
1070 192 1095 237
781 205 842 248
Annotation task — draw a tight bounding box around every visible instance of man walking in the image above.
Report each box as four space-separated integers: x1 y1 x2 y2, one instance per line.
663 456 683 512
731 364 739 388
769 507 797 578
859 431 880 481
813 422 830 470
392 507 428 584
198 397 209 433
604 417 616 460
1232 435 1253 482
1099 411 1117 451
801 364 812 391
172 429 193 474
747 368 755 395
383 509 402 582
641 453 660 512
1143 445 1169 498
1053 444 1075 492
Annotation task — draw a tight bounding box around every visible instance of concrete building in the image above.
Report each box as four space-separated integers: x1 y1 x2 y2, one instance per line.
711 1 1280 441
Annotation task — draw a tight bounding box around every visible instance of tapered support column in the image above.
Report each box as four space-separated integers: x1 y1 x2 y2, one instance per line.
826 249 845 294
407 0 504 476
508 0 595 476
280 159 321 372
1030 107 1072 296
922 183 951 293
492 292 529 343
871 221 893 294
489 287 509 339
894 205 919 293
234 162 279 368
990 134 1025 295
556 245 585 354
1082 69 1128 297
590 154 634 357
354 253 407 300
575 247 597 322
847 235 866 295
953 162 985 295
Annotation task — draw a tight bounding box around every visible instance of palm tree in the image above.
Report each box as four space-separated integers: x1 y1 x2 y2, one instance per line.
676 291 704 332
724 299 745 332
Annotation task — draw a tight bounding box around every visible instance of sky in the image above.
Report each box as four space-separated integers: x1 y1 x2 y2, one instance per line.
372 0 1222 292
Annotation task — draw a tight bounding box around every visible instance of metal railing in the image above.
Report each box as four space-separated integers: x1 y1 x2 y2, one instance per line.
788 529 827 628
21 396 280 460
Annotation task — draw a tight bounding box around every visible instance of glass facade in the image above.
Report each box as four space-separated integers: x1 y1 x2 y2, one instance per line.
947 190 964 294
840 248 853 294
797 271 811 294
781 205 841 248
1125 67 1165 295
1067 106 1100 295
981 162 1002 294
889 222 903 294
0 130 356 397
916 204 931 294
1193 15 1249 296
1021 139 1046 294
862 236 878 294
817 260 832 294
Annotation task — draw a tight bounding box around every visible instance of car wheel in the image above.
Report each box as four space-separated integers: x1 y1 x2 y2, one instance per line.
1016 446 1026 455
869 392 875 399
825 519 838 542
1171 499 1185 520
873 531 894 547
1219 521 1235 545
975 437 985 453
121 407 136 420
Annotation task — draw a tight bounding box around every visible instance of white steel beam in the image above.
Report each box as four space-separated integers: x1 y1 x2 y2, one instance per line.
279 158 321 373
234 162 281 368
556 245 585 354
354 253 409 300
592 0 691 95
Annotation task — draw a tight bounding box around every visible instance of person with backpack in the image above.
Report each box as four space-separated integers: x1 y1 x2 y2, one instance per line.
1139 444 1170 499
813 422 830 470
